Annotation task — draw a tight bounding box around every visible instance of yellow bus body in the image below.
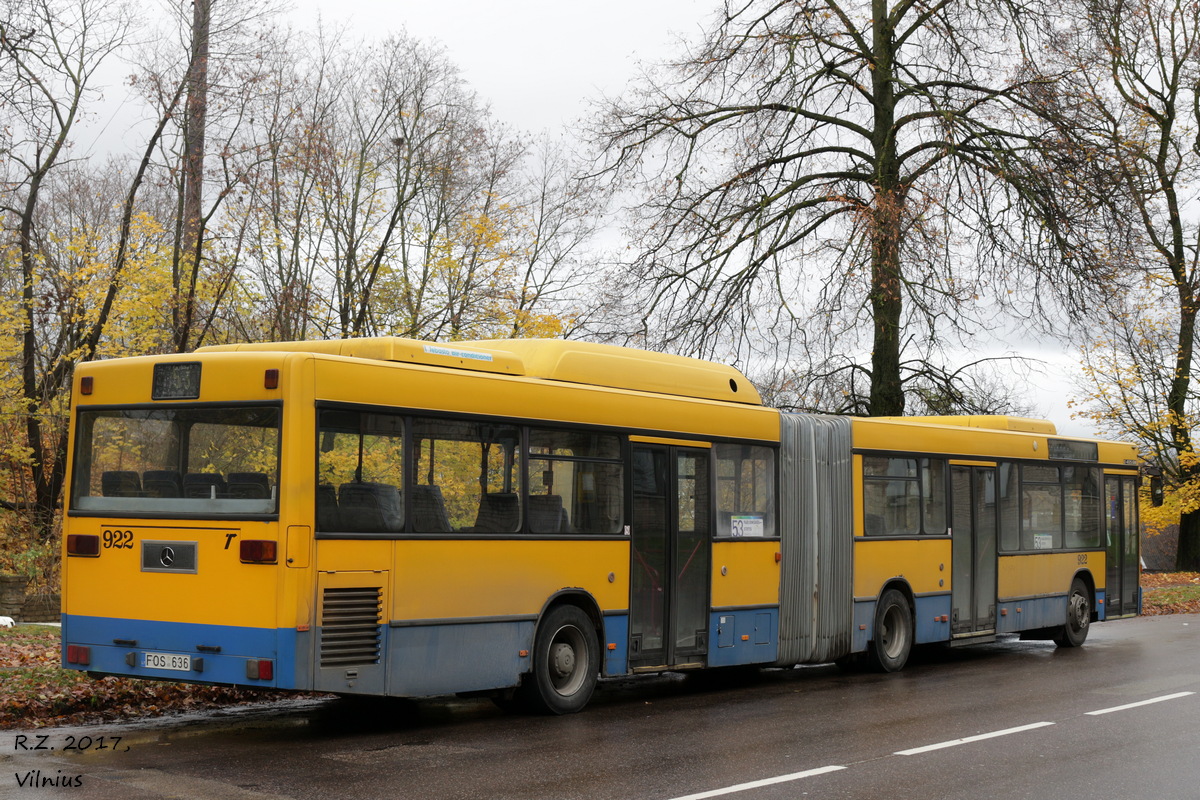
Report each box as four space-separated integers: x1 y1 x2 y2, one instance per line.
60 338 1141 708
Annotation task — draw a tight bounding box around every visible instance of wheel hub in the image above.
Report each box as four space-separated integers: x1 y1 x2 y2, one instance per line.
551 642 576 680
1070 594 1090 633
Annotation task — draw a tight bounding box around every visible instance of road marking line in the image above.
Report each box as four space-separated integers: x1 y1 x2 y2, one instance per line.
664 765 846 800
894 721 1056 756
1085 691 1195 716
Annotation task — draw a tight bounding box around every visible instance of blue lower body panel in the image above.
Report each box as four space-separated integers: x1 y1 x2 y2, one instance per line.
997 595 1068 633
602 613 629 676
914 594 952 644
384 621 534 696
61 614 296 689
709 608 779 667
852 600 873 652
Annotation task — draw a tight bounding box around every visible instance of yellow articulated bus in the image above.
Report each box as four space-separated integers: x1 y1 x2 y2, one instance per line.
60 338 1142 713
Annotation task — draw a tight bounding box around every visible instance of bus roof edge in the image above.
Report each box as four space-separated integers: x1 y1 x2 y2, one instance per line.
197 337 763 406
885 415 1058 435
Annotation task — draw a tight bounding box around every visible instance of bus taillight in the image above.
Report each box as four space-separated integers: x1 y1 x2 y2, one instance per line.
239 540 277 564
245 659 273 680
66 645 91 665
66 535 100 557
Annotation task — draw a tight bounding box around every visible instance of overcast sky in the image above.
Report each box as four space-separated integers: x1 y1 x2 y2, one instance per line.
295 0 714 132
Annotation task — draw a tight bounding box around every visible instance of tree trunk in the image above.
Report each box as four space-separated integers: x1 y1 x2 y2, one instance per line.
176 0 210 352
1176 509 1200 571
1168 270 1197 570
867 0 905 417
18 185 55 543
869 197 905 416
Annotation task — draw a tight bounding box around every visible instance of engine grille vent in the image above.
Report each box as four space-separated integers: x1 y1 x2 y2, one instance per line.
320 587 382 667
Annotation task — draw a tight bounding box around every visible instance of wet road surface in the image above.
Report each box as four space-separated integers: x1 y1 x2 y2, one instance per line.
3 614 1197 799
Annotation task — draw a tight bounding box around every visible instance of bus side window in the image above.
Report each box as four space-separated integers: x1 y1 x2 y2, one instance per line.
413 418 521 533
1021 465 1062 550
1063 466 1101 549
317 408 405 533
920 459 947 534
714 443 776 538
528 429 623 535
997 462 1019 551
862 457 919 536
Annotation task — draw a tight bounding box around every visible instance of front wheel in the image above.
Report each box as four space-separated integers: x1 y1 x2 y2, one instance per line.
869 589 914 672
521 604 599 714
1054 578 1091 648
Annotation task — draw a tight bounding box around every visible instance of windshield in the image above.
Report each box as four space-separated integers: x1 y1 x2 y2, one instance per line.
71 405 281 517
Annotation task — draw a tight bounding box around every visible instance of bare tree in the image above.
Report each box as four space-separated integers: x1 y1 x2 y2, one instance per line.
0 0 130 543
1051 0 1200 569
221 26 337 342
503 135 604 338
594 0 1096 415
131 0 282 351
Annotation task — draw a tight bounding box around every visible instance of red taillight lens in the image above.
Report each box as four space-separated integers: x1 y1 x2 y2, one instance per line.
66 645 91 665
245 658 273 680
264 369 279 389
239 539 277 564
80 376 93 395
66 534 100 557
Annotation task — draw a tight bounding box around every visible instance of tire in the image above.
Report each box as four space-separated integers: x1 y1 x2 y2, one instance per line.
521 604 599 715
869 589 914 673
1054 578 1091 648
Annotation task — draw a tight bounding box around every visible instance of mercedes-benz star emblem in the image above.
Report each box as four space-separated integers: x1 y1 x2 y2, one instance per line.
159 546 175 567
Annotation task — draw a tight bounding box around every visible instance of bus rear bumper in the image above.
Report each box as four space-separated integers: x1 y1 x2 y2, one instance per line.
61 614 301 690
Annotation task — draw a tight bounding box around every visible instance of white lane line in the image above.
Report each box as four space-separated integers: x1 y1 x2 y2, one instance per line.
894 721 1056 756
664 765 847 800
1085 691 1195 716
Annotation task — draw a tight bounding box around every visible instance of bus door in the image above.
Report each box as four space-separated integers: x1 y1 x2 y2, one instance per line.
629 445 711 669
1105 476 1140 617
950 465 997 638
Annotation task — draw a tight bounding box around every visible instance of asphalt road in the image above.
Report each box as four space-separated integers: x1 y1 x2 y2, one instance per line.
3 614 1197 800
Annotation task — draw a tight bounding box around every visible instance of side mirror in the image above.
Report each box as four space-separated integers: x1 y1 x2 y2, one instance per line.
1143 467 1164 507
1150 475 1164 507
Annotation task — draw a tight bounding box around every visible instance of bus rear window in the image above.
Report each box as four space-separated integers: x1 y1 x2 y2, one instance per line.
71 406 281 517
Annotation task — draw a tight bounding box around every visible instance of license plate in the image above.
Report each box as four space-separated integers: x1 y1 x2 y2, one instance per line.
143 651 191 672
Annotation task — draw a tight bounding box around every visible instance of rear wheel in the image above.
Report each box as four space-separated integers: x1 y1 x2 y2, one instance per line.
869 589 913 672
1054 578 1091 648
521 604 599 715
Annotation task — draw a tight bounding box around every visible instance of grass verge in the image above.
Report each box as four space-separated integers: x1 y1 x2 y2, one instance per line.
1141 571 1200 615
